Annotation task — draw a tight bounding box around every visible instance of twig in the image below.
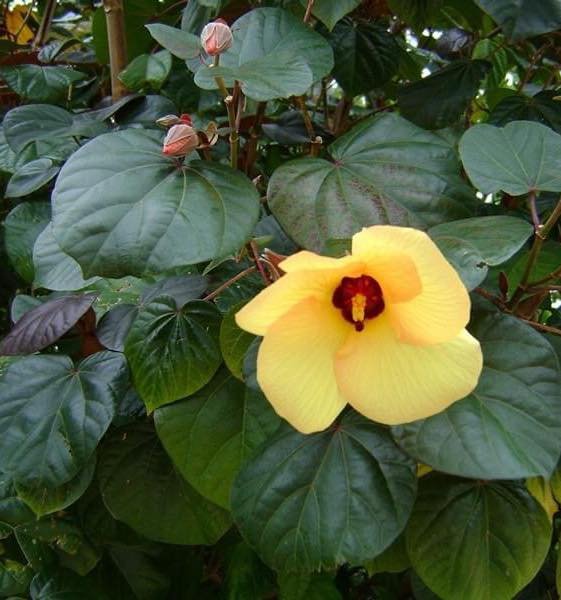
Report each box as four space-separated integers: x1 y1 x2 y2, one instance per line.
103 0 128 101
245 101 267 174
303 0 315 24
202 266 257 302
32 0 57 48
519 318 561 336
509 195 561 308
14 0 36 44
248 241 270 285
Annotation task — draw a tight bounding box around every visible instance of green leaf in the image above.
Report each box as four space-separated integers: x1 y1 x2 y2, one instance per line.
0 352 128 488
52 129 260 277
407 474 552 600
459 120 561 195
125 296 221 411
5 158 60 198
301 0 361 30
393 301 561 479
269 113 473 251
278 572 342 600
0 559 33 596
145 23 201 59
98 423 231 545
219 302 255 379
231 411 417 571
489 91 561 134
155 369 280 509
119 50 172 91
4 201 50 282
364 533 410 575
3 104 107 154
195 7 332 99
30 569 110 600
33 223 99 291
327 18 400 97
194 52 314 102
505 240 561 291
429 215 533 288
0 65 86 103
474 0 561 40
387 0 444 31
397 60 490 130
224 540 275 600
15 460 95 518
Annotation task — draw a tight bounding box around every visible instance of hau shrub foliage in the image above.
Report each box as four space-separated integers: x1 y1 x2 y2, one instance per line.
1 0 561 598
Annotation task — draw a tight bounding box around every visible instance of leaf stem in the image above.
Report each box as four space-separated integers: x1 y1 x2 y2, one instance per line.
509 195 561 308
203 266 257 302
295 95 322 156
303 0 315 24
527 190 541 231
245 101 267 174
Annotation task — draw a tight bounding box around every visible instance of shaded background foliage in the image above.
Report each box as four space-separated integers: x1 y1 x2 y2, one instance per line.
0 0 561 598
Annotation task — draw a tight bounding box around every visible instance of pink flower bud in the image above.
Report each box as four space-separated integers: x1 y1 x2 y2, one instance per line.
162 124 199 157
200 19 233 56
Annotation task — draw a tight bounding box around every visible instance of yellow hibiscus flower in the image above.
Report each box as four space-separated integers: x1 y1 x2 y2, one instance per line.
236 225 483 434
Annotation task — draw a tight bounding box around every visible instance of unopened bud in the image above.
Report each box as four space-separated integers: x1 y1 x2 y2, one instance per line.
162 124 199 157
200 19 233 56
156 114 181 127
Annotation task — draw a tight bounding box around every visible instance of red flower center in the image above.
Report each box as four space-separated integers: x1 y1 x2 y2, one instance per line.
332 275 385 332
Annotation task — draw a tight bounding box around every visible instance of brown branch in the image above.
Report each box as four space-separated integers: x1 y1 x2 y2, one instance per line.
519 318 561 336
245 101 267 175
103 0 128 101
303 0 315 24
32 0 57 48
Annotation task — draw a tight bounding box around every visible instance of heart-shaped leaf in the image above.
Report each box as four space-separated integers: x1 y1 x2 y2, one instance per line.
5 158 60 198
301 0 361 30
155 369 280 508
0 65 86 103
0 293 97 355
98 423 231 545
393 301 561 479
268 113 474 251
231 411 417 571
145 23 201 60
52 129 260 277
407 474 552 600
0 352 128 487
459 120 561 195
124 296 222 411
33 223 99 291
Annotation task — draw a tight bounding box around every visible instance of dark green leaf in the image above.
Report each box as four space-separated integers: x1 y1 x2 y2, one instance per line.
327 18 400 97
459 120 561 195
4 201 50 283
33 223 100 291
220 302 255 379
0 560 33 596
15 460 95 518
489 91 561 134
155 369 280 508
125 296 221 411
269 113 473 251
3 104 107 154
145 23 201 59
5 158 60 198
0 293 96 355
96 304 139 353
141 274 207 306
30 569 110 600
393 301 561 479
52 129 260 277
407 474 552 600
119 50 172 92
0 352 128 488
278 572 342 600
398 60 490 129
474 0 561 40
429 215 533 288
231 411 417 571
301 0 361 30
98 423 231 545
0 65 86 103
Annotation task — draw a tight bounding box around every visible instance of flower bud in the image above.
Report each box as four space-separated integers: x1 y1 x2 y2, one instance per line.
156 114 181 127
200 19 233 56
162 124 199 157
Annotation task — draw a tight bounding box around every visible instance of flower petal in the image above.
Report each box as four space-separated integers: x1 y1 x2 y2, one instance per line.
279 250 359 273
236 261 363 336
334 316 483 425
352 226 470 344
257 297 349 433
